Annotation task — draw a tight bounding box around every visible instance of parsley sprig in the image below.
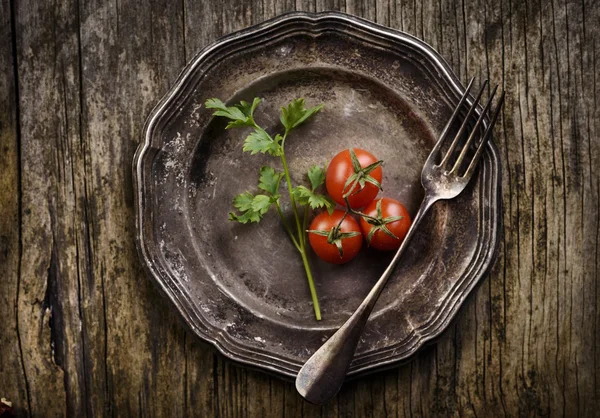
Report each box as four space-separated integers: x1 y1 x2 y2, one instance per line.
206 97 333 320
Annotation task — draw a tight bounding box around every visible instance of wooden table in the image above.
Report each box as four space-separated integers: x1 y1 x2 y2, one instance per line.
1 0 598 416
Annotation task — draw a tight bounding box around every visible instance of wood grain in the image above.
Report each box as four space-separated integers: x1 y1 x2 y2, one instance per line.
0 0 28 412
1 0 598 416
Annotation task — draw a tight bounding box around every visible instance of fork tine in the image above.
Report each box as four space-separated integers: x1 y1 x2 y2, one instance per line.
439 79 489 168
425 78 475 166
463 90 505 179
451 85 498 174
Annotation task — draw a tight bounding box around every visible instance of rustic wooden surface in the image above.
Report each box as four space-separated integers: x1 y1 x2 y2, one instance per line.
1 0 598 416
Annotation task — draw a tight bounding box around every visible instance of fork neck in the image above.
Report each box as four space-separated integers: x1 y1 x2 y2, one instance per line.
364 193 439 308
388 193 437 265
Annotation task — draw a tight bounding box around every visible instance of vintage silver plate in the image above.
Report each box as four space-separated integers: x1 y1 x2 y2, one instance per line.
134 12 501 378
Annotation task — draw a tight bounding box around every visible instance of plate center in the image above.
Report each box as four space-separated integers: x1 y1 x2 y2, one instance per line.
187 68 442 327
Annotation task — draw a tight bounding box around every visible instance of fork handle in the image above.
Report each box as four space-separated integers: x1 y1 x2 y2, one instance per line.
295 194 438 404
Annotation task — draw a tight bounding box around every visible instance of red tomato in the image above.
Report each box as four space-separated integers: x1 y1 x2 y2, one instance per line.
308 210 363 264
359 198 411 251
326 148 383 208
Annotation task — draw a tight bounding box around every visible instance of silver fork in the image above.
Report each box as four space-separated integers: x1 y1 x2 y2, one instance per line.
295 78 505 404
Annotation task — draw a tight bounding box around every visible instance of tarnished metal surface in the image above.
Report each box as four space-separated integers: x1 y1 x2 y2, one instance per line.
133 11 501 378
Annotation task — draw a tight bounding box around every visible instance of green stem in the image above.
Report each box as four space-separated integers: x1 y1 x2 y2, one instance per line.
299 248 321 321
280 130 322 321
301 204 309 247
280 142 303 240
343 195 378 223
275 202 301 251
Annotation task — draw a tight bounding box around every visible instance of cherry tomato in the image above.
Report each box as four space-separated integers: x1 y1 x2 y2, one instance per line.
326 148 383 208
359 198 412 251
308 210 363 264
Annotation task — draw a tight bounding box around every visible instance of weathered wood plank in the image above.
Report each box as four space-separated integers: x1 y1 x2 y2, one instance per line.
12 0 76 415
74 0 194 416
0 0 28 415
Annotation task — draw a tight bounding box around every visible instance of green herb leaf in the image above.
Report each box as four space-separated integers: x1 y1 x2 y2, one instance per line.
250 97 261 114
308 165 326 191
229 192 274 224
243 128 283 156
205 98 245 119
232 191 254 212
280 98 323 132
258 166 283 196
292 186 335 213
292 185 313 205
205 97 261 129
236 97 261 118
251 194 272 213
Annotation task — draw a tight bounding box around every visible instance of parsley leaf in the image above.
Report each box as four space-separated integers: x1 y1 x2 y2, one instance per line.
280 98 323 132
205 97 261 129
229 166 282 224
229 192 275 224
258 166 283 196
229 192 262 223
307 164 326 191
237 98 261 118
251 194 272 213
231 191 254 212
291 185 311 205
292 186 335 214
243 128 283 156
